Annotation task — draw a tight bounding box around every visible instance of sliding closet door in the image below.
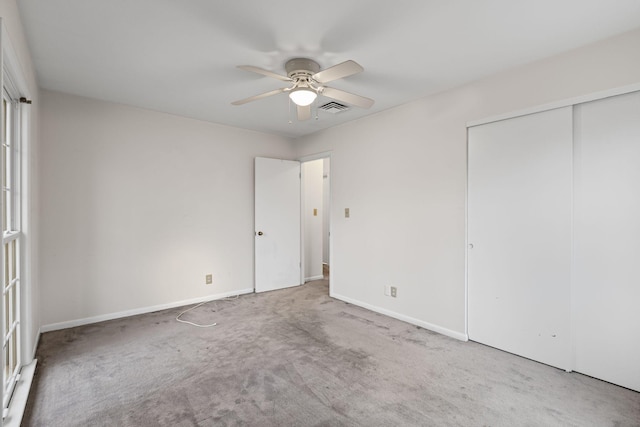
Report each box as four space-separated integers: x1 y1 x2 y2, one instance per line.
573 91 640 392
468 107 572 370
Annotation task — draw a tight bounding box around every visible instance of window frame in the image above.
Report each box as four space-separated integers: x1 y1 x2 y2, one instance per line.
1 86 21 414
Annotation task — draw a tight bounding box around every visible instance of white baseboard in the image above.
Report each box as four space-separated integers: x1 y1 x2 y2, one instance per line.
41 288 254 333
31 328 41 360
330 292 468 342
305 275 324 282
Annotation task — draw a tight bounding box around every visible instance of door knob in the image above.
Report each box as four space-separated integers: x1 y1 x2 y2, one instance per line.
257 231 263 236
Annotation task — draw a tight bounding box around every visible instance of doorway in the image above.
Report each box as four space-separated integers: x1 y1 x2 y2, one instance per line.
301 155 331 288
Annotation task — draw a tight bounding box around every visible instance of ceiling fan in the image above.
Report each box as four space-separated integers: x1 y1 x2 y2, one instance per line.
232 58 374 121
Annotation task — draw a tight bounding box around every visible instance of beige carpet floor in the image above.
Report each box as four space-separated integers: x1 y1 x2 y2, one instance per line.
23 279 640 426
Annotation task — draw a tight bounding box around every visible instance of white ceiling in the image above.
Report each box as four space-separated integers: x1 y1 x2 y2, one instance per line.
17 1 640 138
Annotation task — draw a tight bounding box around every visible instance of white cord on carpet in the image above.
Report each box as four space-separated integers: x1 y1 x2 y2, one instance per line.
175 294 240 328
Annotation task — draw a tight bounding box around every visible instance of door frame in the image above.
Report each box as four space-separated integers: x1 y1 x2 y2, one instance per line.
466 81 640 340
465 81 640 375
298 151 332 293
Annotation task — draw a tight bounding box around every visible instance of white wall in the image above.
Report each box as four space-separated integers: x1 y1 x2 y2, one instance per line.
0 0 41 358
294 28 640 339
302 159 323 281
39 90 295 327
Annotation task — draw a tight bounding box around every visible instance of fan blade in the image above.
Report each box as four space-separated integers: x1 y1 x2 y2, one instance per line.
321 87 374 109
312 60 363 84
237 65 292 82
231 88 286 105
297 105 311 121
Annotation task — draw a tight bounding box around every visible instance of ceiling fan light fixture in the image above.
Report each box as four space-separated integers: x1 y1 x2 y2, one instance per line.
289 88 317 106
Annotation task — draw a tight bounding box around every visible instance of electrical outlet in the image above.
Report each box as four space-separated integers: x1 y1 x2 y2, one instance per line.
206 274 213 285
390 286 397 298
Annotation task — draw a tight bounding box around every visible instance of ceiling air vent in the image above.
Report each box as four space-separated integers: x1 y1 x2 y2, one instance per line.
318 101 350 114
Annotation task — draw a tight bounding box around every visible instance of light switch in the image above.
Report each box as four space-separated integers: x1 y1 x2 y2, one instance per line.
345 208 350 218
313 208 318 216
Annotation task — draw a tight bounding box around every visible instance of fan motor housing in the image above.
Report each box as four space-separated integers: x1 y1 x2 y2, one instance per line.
285 58 320 79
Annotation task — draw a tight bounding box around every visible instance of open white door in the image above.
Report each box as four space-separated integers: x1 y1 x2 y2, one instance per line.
255 157 301 293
